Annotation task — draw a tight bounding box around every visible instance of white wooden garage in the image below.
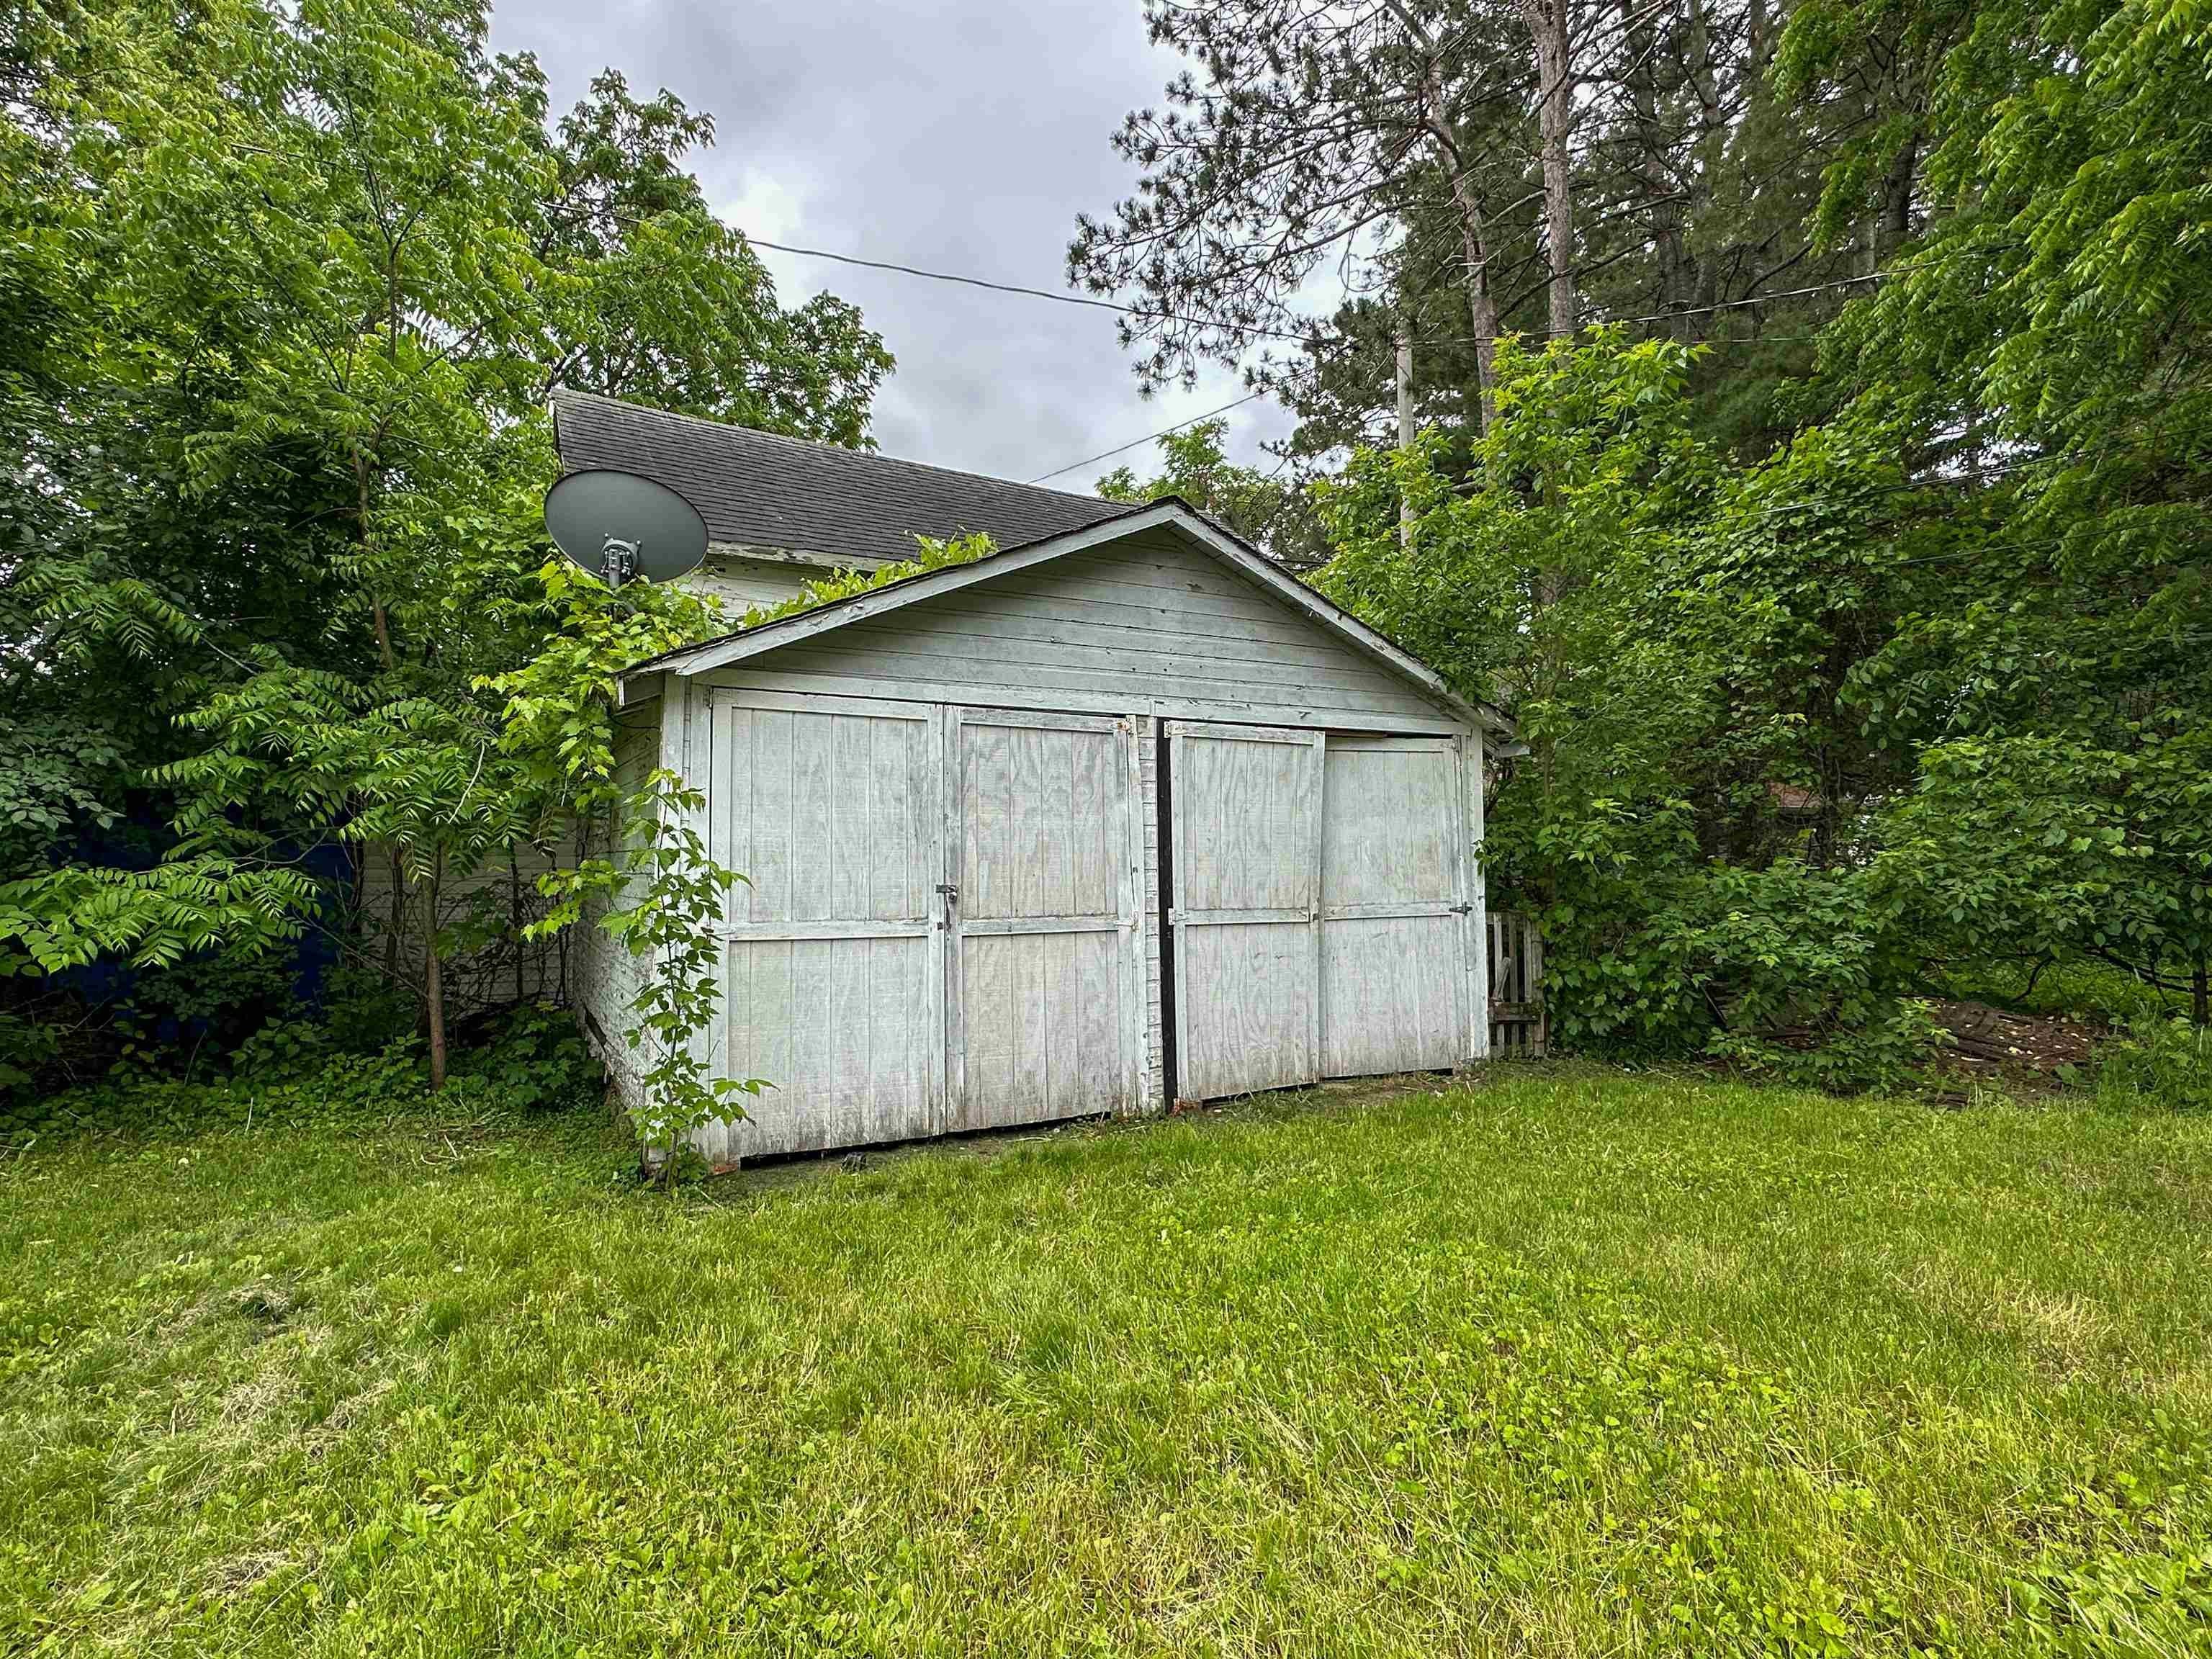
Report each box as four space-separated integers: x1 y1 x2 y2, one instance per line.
558 394 1509 1163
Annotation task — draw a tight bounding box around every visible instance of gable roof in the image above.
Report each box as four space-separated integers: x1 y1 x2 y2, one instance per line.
551 388 1136 568
624 498 1511 735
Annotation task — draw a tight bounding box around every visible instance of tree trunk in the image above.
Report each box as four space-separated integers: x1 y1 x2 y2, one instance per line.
1684 0 1728 328
352 444 397 675
2193 959 2208 1030
1399 10 1501 430
1876 132 1920 258
1623 0 1686 334
1521 0 1578 338
1450 189 1503 426
383 846 405 983
509 844 528 1004
425 854 447 1092
1396 326 1416 550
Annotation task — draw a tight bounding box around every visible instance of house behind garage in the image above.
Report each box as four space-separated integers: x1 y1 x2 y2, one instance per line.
556 390 1506 1164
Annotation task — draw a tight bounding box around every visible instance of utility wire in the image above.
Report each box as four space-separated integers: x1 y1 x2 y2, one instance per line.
1022 324 1838 487
1025 392 1266 484
752 233 1897 486
754 235 1894 353
750 238 1318 345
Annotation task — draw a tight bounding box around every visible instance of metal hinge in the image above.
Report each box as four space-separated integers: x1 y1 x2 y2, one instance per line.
1449 902 1475 914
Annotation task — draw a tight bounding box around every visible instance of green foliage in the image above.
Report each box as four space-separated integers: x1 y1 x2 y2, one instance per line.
732 531 998 632
485 559 755 1179
0 0 889 1080
0 1015 58 1122
2096 1017 2212 1112
1879 730 2212 1008
1316 100 2211 1059
0 716 121 871
590 772 757 1181
0 861 319 978
1941 958 2177 1028
1096 420 1323 563
1318 334 1946 1085
2 1001 603 1147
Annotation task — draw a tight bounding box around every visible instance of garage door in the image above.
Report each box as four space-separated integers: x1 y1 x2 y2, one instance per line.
706 692 1145 1155
1170 724 1475 1099
947 709 1145 1130
708 691 944 1154
1168 723 1326 1098
1318 737 1473 1075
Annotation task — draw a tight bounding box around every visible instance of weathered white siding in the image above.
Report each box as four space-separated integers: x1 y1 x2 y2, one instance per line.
1165 726 1480 1102
359 840 567 1016
1317 737 1470 1076
678 553 825 616
621 518 1490 1157
1169 724 1325 1100
1138 721 1165 1107
691 528 1462 732
572 706 666 1112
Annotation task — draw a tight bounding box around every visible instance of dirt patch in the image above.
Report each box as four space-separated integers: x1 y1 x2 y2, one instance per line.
231 1277 305 1330
1928 999 2100 1092
206 1549 292 1599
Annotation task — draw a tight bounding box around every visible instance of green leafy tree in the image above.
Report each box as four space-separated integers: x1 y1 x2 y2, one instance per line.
1320 332 1951 1081
1789 0 2212 1022
0 0 893 1101
1096 421 1324 565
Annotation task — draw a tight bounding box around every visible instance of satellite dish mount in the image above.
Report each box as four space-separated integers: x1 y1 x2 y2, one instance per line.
599 535 642 589
543 468 709 590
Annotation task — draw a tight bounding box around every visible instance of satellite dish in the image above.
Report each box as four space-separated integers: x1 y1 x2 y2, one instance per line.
544 468 709 589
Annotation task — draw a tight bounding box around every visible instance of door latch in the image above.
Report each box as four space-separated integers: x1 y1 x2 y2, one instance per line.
936 883 960 906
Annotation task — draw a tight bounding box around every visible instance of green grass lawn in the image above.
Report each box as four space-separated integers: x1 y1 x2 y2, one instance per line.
4 1069 2210 1657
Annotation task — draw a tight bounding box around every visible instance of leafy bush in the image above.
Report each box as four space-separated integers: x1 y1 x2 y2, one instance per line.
3 1002 603 1148
443 1002 603 1113
0 1012 60 1139
1527 814 1942 1092
2097 1017 2212 1110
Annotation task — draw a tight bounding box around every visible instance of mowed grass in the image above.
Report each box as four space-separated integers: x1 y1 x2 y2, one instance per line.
4 1070 2211 1657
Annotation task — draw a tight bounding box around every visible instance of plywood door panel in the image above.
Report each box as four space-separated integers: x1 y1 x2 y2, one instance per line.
1318 736 1469 1076
1169 721 1323 1099
705 691 943 1159
948 709 1141 1130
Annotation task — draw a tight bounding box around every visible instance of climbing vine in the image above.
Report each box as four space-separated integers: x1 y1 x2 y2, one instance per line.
487 532 999 1181
558 768 759 1182
485 557 756 1183
735 531 996 628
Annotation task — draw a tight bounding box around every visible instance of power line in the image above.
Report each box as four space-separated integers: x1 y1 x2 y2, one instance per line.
1025 392 1264 485
1021 327 1835 486
754 232 1897 485
750 238 1317 345
750 235 1889 354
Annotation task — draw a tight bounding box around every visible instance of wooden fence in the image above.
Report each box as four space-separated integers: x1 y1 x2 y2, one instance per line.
1488 910 1547 1057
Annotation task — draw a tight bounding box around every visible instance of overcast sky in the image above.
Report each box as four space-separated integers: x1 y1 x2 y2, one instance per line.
490 0 1301 493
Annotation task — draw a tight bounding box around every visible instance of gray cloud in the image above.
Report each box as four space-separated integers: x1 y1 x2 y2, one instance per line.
493 0 1299 490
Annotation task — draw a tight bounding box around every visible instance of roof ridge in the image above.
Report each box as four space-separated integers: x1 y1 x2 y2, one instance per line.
548 387 1114 510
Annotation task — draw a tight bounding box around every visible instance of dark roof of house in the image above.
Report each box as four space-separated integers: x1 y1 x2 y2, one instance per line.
550 389 1138 567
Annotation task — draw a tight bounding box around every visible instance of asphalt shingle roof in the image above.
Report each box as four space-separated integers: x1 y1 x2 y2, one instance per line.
550 389 1138 567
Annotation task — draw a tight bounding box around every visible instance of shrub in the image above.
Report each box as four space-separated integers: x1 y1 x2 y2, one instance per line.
1533 846 1943 1093
4 1002 603 1148
2097 1017 2212 1110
